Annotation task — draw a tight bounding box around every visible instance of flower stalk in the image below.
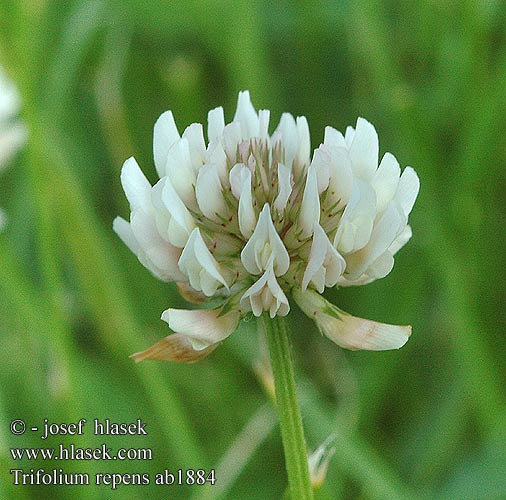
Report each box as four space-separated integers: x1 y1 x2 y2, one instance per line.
261 314 314 500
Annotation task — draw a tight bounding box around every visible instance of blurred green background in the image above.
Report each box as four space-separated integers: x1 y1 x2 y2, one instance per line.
1 1 506 499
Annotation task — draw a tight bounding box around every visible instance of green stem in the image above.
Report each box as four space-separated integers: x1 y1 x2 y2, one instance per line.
261 314 314 500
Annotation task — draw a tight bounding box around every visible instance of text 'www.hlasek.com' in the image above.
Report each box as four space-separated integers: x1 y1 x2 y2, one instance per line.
8 418 216 490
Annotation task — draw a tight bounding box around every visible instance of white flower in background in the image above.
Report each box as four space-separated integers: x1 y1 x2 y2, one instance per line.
114 91 419 362
0 66 27 231
308 435 336 490
0 67 26 169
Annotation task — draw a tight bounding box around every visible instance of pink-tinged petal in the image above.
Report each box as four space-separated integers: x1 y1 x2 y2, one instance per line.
348 117 379 180
130 334 217 363
322 312 411 350
293 288 411 351
153 111 180 177
176 282 207 305
161 308 240 350
396 166 420 216
241 204 290 276
120 157 152 210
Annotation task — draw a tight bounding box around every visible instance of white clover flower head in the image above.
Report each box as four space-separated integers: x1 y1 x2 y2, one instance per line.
114 91 419 362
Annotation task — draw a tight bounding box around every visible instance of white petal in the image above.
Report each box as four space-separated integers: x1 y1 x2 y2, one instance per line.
229 163 248 199
182 123 206 169
165 138 197 208
241 204 290 276
222 122 242 161
293 289 411 350
396 166 420 216
311 146 330 194
348 117 378 180
233 90 259 139
389 225 412 255
294 116 310 176
152 177 195 248
344 125 355 147
372 152 400 213
207 106 225 143
236 169 257 238
274 113 297 168
113 216 140 255
334 178 376 253
120 157 152 210
240 264 289 318
324 126 346 149
336 273 374 287
302 224 346 292
161 308 240 350
195 163 227 222
345 201 404 278
326 146 353 211
129 208 185 281
130 334 217 363
273 163 293 214
178 228 229 296
366 251 395 280
153 110 180 177
206 142 228 182
258 109 270 138
298 165 321 238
